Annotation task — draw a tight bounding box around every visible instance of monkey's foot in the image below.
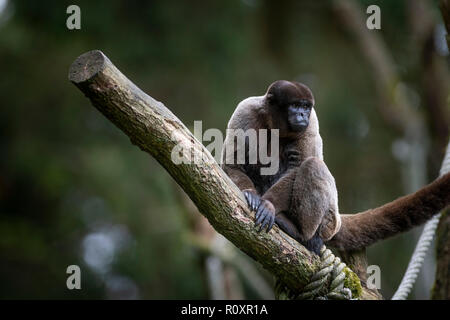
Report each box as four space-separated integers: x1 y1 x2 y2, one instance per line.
319 209 342 241
243 190 275 232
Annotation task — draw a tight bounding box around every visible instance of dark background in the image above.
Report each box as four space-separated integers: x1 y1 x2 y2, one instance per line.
0 0 448 299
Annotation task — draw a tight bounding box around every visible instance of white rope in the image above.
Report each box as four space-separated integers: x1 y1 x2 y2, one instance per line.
297 246 353 300
274 246 355 300
392 140 450 300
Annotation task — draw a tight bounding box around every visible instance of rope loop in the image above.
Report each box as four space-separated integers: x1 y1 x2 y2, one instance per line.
297 245 355 300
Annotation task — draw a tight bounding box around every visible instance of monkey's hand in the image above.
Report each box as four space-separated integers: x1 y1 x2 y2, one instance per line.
287 148 301 168
243 190 276 232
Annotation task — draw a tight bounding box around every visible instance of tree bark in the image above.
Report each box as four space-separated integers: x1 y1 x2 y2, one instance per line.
68 50 365 298
338 249 381 299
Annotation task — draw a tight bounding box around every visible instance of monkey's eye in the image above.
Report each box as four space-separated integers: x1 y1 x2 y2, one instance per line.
299 100 312 108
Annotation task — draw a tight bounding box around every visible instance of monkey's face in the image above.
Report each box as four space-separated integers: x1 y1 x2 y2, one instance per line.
266 80 315 133
287 100 312 132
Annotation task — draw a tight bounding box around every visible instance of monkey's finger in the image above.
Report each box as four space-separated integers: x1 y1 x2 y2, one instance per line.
263 215 273 233
255 200 268 222
255 201 264 220
255 209 261 221
244 191 257 212
252 195 261 212
250 195 259 212
267 215 275 232
244 191 251 204
255 205 267 226
248 193 255 210
255 211 265 226
258 211 272 232
244 192 253 209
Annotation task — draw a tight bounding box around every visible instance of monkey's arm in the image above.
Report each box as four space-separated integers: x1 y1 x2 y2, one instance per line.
327 172 450 251
261 169 296 214
222 165 257 193
222 164 276 231
274 211 304 241
260 143 306 214
258 144 306 234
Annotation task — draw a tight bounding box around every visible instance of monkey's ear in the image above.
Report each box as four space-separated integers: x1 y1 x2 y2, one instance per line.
266 93 275 104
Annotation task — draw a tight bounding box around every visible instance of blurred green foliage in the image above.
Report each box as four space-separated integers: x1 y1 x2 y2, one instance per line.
0 0 447 299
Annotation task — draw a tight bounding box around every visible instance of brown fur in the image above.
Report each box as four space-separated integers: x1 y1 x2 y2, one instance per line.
327 172 450 250
222 80 450 252
222 80 340 252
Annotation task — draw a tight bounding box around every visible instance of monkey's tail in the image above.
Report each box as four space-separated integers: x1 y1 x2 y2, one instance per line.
327 171 450 251
392 140 450 300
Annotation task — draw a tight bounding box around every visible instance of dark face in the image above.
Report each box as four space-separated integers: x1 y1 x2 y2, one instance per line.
266 80 314 133
287 100 313 132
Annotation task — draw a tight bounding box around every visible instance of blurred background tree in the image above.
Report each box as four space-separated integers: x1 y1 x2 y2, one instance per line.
0 0 448 299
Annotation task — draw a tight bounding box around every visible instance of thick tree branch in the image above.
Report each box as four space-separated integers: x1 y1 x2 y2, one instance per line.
68 50 364 298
